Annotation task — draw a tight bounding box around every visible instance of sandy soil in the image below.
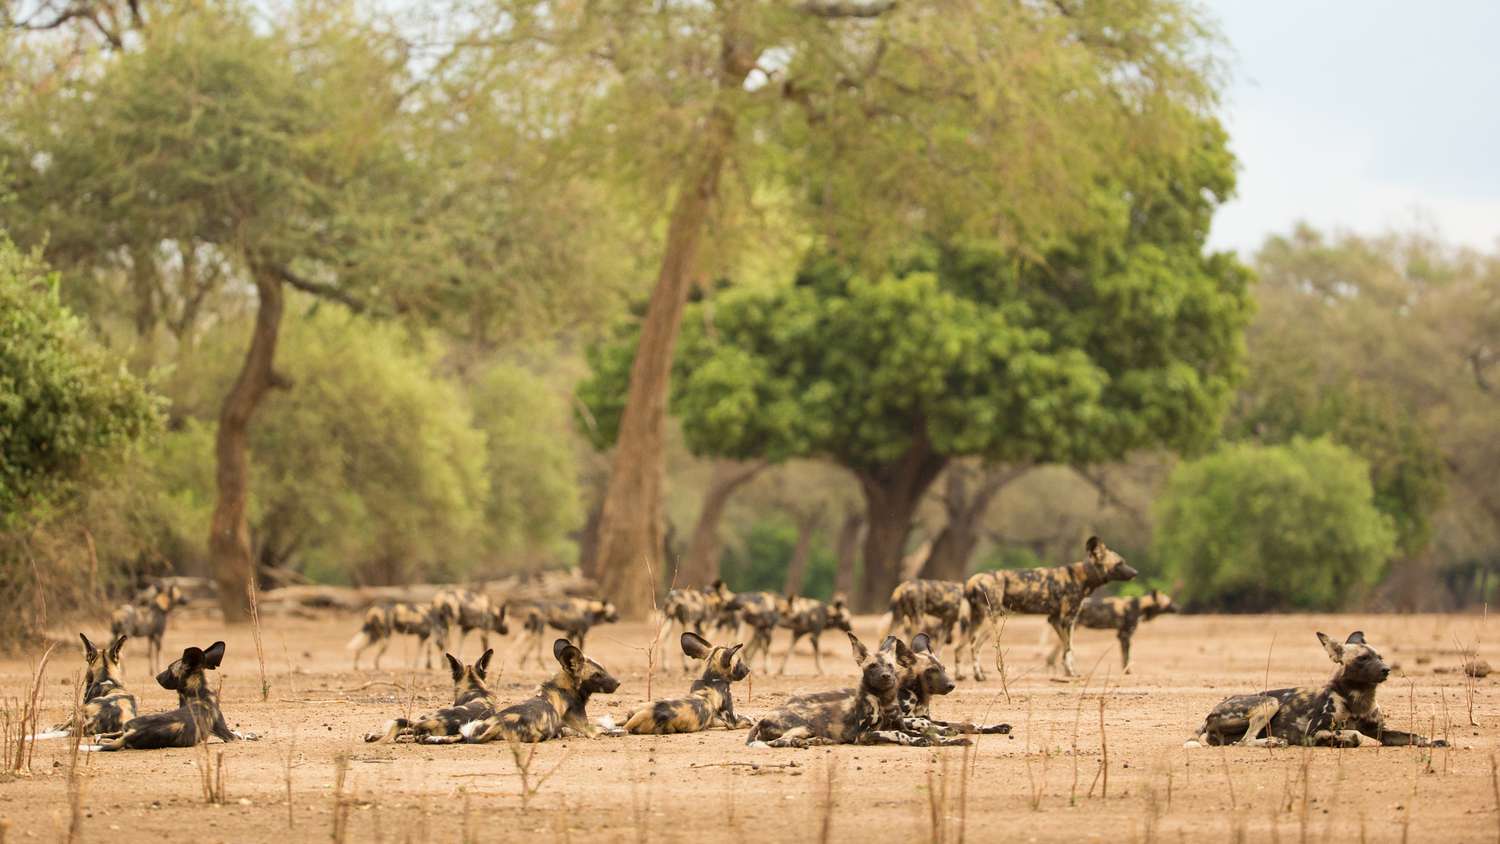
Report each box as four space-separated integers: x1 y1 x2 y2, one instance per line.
0 609 1495 842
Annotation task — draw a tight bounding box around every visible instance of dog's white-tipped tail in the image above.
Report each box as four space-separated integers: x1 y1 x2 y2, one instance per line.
28 729 70 741
596 714 616 731
459 720 485 741
1183 739 1202 749
347 631 370 651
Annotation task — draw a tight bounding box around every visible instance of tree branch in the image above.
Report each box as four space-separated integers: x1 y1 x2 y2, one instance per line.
268 265 370 315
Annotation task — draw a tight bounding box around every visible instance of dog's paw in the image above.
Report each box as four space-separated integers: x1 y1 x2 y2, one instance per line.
233 730 261 741
1182 740 1202 749
1260 737 1289 749
746 740 771 749
980 723 1012 735
363 733 384 743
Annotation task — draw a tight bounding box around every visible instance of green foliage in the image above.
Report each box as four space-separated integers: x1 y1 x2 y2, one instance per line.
1154 438 1397 611
0 235 159 527
719 519 836 603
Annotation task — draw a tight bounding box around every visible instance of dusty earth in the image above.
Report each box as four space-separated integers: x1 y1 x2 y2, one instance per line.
0 609 1496 842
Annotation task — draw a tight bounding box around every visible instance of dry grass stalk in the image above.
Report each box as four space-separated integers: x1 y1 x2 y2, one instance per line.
330 752 352 844
1455 634 1481 727
247 575 270 701
1098 694 1110 799
64 679 86 844
506 737 571 811
1490 753 1500 844
1220 746 1237 810
1297 747 1312 844
283 731 296 828
2 643 57 775
818 757 838 844
924 751 950 844
460 787 475 844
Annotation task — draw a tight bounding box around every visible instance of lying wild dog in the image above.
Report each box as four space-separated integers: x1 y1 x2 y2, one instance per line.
659 581 732 670
746 633 971 748
459 638 620 744
434 588 509 657
897 633 1011 737
348 602 448 670
365 649 497 743
90 641 255 750
724 590 781 673
514 598 618 669
963 536 1137 679
110 581 187 673
878 579 971 676
624 633 752 734
1077 589 1178 673
1187 632 1446 748
775 595 853 675
37 634 137 739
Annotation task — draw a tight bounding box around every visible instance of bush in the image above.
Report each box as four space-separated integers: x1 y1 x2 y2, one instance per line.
1154 437 1397 611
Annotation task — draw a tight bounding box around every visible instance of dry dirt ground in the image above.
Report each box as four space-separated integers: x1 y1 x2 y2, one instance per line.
1 609 1496 842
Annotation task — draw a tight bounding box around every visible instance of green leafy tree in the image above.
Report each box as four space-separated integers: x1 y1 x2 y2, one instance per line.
1154 438 1397 611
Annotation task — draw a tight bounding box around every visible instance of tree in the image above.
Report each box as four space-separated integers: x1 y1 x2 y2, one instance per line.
532 0 1230 617
919 462 1032 582
1154 438 1397 611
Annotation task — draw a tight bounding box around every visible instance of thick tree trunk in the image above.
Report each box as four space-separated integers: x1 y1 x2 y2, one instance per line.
208 273 287 622
833 511 864 601
854 432 948 612
575 495 604 581
921 464 1030 582
781 507 824 597
678 460 768 588
592 39 753 620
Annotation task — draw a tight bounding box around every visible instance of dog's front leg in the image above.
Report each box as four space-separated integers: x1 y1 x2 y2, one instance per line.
1376 729 1445 747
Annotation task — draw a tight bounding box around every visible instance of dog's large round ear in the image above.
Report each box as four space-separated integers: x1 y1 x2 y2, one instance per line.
1345 631 1366 645
847 632 871 666
726 643 745 660
108 634 128 663
181 646 206 668
496 604 507 623
80 633 100 662
444 653 464 682
912 633 933 654
475 649 494 679
681 631 713 660
891 637 917 668
1086 536 1103 559
1316 632 1344 662
202 641 226 669
554 639 585 672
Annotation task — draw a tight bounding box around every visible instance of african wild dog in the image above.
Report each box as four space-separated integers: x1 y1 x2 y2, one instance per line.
878 579 971 676
659 581 733 671
514 598 618 669
434 588 509 658
459 638 621 743
897 633 1011 737
775 595 853 675
39 634 137 739
963 536 1137 679
723 590 781 673
746 633 971 748
90 641 254 750
110 581 187 673
1077 589 1178 673
347 602 448 670
624 633 753 734
365 649 497 743
1187 632 1446 748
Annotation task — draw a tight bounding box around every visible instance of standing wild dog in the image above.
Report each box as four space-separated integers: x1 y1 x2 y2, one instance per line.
110 581 187 673
514 597 618 669
746 633 971 748
459 638 621 743
963 536 1138 679
659 581 733 671
347 602 448 670
878 579 971 676
434 588 509 658
40 634 137 738
90 641 253 750
724 590 782 673
1077 589 1178 673
624 633 753 734
365 649 497 743
775 595 853 675
1187 632 1446 748
897 633 1011 737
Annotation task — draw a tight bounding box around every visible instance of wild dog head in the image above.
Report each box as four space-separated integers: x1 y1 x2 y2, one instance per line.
1145 589 1179 618
554 638 620 695
1085 536 1138 583
586 600 619 625
81 633 127 692
156 641 226 697
905 633 956 699
829 595 853 633
140 581 187 613
847 633 910 697
681 632 749 683
488 603 509 635
1317 631 1390 688
444 648 495 702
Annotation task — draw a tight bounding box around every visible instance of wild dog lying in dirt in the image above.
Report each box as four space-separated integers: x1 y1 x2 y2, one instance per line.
1186 632 1446 748
1077 589 1178 673
897 633 1011 737
746 633 971 749
724 590 782 673
110 581 187 673
434 589 509 658
36 634 137 739
660 581 733 670
365 649 497 743
878 579 971 676
963 536 1138 679
624 633 752 734
459 639 621 744
348 602 449 670
89 641 255 750
775 595 853 675
515 598 619 669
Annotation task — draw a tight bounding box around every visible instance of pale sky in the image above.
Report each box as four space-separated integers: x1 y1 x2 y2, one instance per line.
1204 1 1500 255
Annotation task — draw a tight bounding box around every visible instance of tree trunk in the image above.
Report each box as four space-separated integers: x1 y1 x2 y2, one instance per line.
208 272 287 622
575 495 604 582
921 464 1030 582
781 507 824 597
678 460 768 588
854 431 948 612
833 510 864 601
592 39 754 620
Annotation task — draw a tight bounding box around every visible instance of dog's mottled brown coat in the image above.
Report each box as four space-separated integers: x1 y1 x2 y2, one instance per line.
514 598 618 669
110 582 186 673
50 634 137 737
92 641 251 750
1077 590 1178 673
624 633 752 734
461 639 620 744
365 649 497 743
348 602 448 670
775 595 853 675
